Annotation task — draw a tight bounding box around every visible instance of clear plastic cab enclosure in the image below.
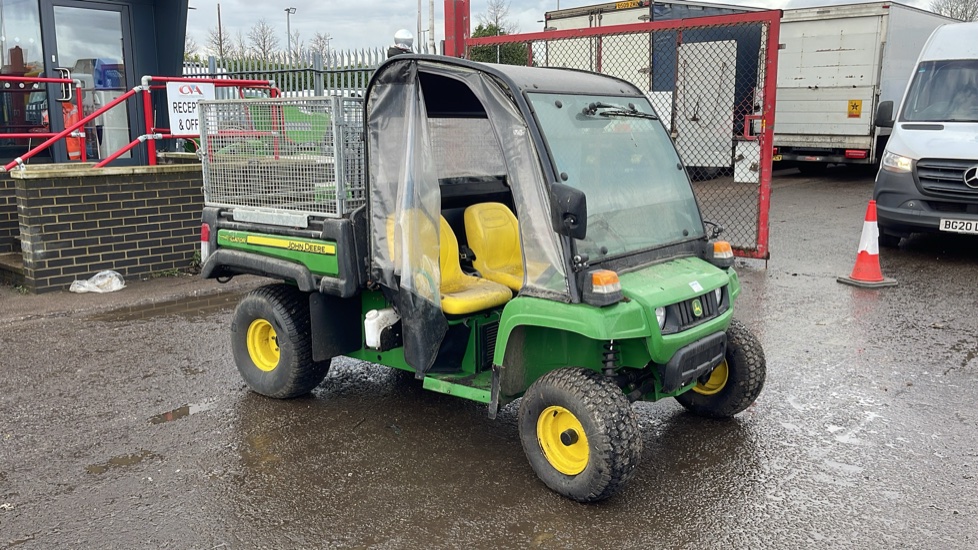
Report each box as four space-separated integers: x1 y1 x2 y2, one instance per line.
528 93 706 263
367 58 713 310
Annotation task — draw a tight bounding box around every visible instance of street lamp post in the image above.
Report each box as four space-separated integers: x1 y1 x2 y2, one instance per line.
285 7 296 61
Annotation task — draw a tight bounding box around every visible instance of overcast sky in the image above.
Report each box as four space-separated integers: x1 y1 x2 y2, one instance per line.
186 0 936 54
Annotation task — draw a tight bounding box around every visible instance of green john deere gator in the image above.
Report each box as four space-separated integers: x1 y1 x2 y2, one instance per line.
198 55 766 502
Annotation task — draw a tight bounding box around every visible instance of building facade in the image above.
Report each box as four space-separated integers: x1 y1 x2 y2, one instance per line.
0 0 188 166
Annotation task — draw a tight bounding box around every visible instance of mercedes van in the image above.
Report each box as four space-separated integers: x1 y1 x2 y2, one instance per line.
873 21 978 246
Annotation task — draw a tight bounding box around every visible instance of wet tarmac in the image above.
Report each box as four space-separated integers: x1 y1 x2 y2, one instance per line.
1 167 976 548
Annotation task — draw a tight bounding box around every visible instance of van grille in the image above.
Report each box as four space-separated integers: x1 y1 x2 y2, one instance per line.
917 159 978 196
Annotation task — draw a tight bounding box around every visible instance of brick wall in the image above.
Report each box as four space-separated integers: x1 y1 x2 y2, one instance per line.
0 172 16 254
13 164 203 293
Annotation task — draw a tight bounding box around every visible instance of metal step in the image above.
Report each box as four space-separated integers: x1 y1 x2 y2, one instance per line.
0 252 25 287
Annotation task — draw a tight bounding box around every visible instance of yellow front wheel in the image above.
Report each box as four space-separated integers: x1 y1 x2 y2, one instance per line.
537 406 589 475
692 360 729 396
676 319 766 418
518 368 642 503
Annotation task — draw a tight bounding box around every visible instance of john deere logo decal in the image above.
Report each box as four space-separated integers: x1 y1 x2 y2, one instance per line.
692 298 703 317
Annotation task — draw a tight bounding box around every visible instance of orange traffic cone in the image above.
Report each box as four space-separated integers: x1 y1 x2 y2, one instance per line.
838 200 897 288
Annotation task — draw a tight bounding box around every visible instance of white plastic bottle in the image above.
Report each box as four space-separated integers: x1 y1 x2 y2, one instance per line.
364 308 400 349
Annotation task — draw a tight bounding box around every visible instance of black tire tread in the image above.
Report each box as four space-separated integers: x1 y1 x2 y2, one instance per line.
675 318 765 418
519 368 642 502
232 284 330 399
797 162 828 175
878 232 901 249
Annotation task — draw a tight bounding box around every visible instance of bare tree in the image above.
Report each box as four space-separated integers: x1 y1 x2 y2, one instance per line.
309 32 332 60
184 34 200 60
288 29 305 60
232 29 248 59
247 19 280 62
206 25 231 59
478 0 519 33
931 0 978 21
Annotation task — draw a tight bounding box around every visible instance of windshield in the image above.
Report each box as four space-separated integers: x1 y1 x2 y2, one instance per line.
901 59 978 122
528 93 704 261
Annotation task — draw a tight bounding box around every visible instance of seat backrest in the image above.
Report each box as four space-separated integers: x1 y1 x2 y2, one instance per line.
384 212 477 295
385 210 438 268
464 202 523 276
439 216 467 288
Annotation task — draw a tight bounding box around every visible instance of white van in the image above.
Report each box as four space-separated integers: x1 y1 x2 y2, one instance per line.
873 21 978 246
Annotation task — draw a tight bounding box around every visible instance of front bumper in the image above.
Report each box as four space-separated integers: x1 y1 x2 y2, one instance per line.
874 168 978 235
659 331 726 393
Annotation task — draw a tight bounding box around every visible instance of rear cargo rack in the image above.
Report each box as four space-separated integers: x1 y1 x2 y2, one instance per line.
199 96 366 224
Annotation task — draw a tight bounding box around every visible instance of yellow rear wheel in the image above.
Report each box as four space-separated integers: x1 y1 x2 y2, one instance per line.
536 406 589 475
231 284 331 399
246 319 280 372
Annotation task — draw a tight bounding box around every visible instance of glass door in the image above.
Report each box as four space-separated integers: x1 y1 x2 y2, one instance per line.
42 1 135 163
0 1 46 164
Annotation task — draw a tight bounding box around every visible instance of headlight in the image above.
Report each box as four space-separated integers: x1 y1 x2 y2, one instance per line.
881 150 913 173
714 287 722 304
655 307 666 329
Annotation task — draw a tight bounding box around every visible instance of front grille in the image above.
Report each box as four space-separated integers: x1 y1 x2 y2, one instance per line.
675 291 720 330
917 159 978 196
928 201 970 213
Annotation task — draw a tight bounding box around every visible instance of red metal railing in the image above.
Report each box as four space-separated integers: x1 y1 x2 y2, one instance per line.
0 75 87 162
126 75 280 168
1 74 278 171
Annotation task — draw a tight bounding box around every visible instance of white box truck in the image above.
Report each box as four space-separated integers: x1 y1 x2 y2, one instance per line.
774 2 955 172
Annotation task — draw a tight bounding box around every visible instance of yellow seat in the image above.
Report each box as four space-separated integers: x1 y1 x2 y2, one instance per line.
386 212 511 315
464 203 524 292
438 217 512 315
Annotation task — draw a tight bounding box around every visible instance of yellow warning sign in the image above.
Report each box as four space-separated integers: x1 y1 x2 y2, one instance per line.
848 100 863 118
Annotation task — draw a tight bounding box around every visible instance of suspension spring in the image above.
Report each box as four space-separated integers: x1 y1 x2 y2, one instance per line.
602 340 620 377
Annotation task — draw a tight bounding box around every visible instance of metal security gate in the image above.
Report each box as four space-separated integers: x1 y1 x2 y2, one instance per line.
464 11 780 259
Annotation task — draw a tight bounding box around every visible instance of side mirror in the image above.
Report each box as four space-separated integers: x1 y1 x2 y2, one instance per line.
551 182 587 240
875 100 894 129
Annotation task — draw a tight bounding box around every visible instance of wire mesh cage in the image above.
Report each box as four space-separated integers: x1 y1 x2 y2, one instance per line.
199 96 366 220
470 14 777 258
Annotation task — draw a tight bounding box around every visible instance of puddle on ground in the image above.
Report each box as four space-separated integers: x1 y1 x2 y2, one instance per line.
7 533 37 547
149 402 216 425
180 364 205 376
89 292 244 322
85 450 161 475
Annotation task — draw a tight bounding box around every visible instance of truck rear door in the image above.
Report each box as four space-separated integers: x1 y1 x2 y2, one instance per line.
775 15 882 142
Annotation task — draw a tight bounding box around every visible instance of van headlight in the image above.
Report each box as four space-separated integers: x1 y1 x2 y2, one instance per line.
881 150 913 173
